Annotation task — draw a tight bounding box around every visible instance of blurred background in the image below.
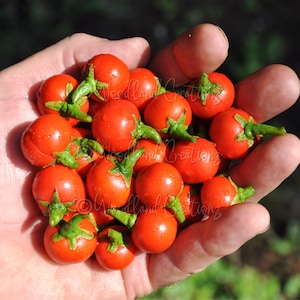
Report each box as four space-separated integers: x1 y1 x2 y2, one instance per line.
1 0 299 298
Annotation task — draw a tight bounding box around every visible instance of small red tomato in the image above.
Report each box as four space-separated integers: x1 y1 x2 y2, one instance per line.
209 107 253 160
37 74 90 126
209 107 286 160
143 91 195 141
200 175 255 215
186 72 235 119
86 156 130 208
81 53 130 102
167 137 220 184
132 139 167 173
131 207 178 253
37 74 78 114
32 164 86 226
134 162 183 207
123 67 159 112
95 225 136 270
86 149 143 208
43 214 98 264
92 99 161 153
20 114 73 167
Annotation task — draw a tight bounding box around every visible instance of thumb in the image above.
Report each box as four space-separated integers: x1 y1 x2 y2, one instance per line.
1 33 151 98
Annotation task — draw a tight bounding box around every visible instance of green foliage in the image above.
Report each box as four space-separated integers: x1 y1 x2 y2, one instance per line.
140 219 300 300
284 274 300 299
140 259 282 300
270 220 300 256
228 32 287 80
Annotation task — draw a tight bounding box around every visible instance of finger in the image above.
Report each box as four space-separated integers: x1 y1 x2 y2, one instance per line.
229 133 300 202
149 23 229 86
1 33 151 90
148 202 270 288
234 64 300 123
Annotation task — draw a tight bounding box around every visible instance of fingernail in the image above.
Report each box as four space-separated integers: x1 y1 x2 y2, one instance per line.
217 26 229 45
259 223 271 234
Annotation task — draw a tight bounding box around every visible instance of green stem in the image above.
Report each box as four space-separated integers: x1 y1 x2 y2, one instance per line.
109 148 145 187
166 195 186 223
84 138 104 155
73 137 104 157
45 101 92 123
132 115 162 145
235 113 286 147
161 112 196 143
71 64 108 103
60 102 92 122
244 122 286 139
106 208 137 230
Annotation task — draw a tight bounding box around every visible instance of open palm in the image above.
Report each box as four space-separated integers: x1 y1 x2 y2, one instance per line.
0 24 299 300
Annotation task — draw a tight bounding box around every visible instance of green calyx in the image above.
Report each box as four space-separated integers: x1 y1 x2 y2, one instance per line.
132 114 162 145
71 64 108 102
54 137 104 169
52 214 97 250
109 148 145 187
154 77 167 96
105 228 126 253
54 147 80 169
234 113 286 147
228 176 255 205
39 190 76 227
192 73 223 105
45 81 92 123
106 208 137 230
161 112 196 143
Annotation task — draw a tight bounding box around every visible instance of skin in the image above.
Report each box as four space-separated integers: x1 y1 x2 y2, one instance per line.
0 24 299 299
150 23 229 85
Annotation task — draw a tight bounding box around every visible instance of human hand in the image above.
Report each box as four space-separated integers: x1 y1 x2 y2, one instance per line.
0 24 299 299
